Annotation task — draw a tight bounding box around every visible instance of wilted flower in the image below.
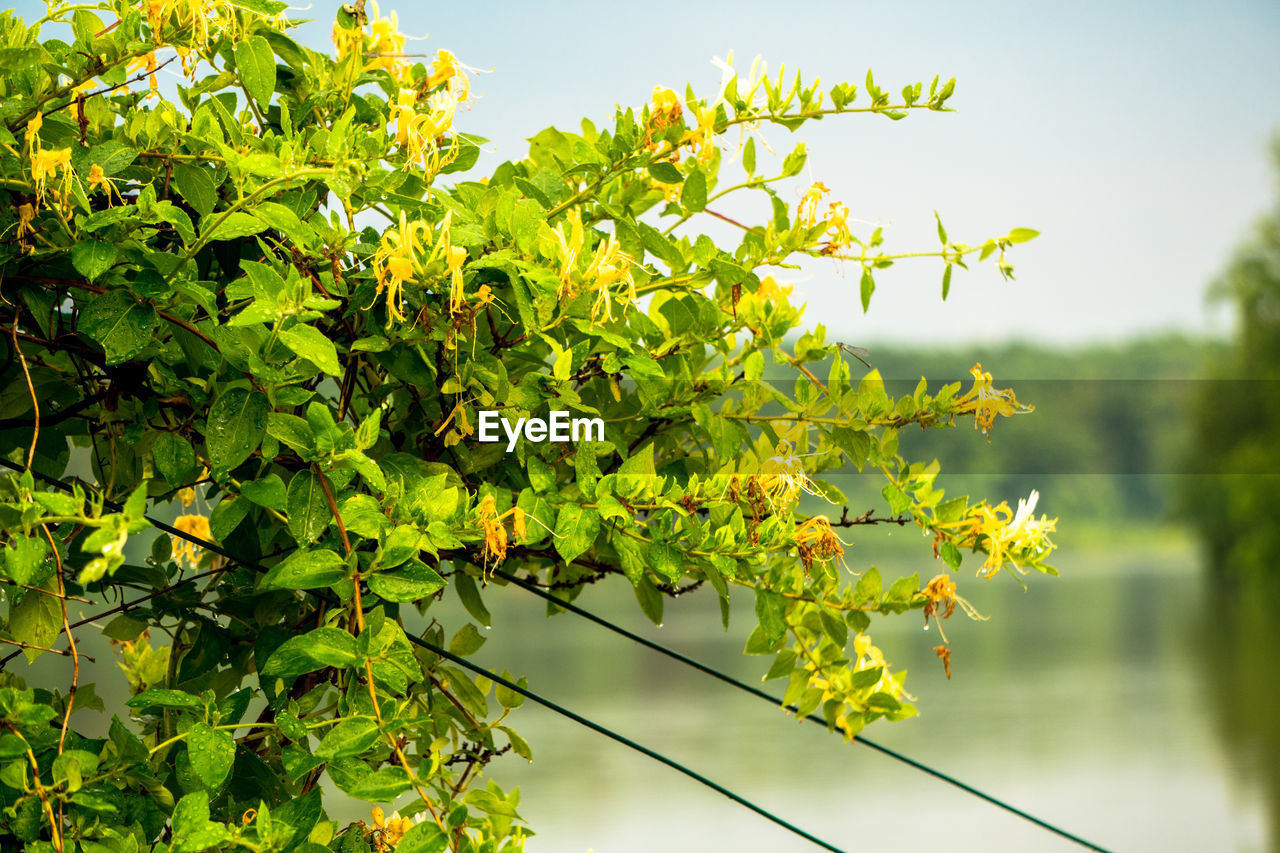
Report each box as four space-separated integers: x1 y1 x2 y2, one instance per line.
794 515 846 571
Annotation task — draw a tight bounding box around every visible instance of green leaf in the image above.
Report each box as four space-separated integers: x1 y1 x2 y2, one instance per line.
859 267 875 313
1006 227 1039 244
260 549 348 590
681 169 707 212
279 324 341 376
648 161 683 184
79 290 158 364
453 572 491 627
853 567 882 605
240 473 287 510
367 561 446 603
153 432 196 487
448 623 487 656
262 626 359 679
9 588 60 663
553 505 599 564
205 388 269 475
233 36 276 108
127 689 202 710
170 792 229 853
286 470 332 544
315 718 380 759
348 766 412 802
397 822 450 853
202 211 266 242
71 240 117 281
173 165 218 218
754 588 786 644
187 722 235 788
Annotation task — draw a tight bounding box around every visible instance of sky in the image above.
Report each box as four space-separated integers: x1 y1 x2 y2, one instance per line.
18 0 1280 345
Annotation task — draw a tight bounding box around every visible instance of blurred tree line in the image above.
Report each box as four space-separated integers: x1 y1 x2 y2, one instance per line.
846 333 1224 527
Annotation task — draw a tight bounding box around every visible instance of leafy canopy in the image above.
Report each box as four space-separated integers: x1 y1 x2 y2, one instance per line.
0 0 1055 850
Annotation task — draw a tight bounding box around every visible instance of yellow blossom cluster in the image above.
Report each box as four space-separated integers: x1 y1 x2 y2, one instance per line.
852 632 914 702
794 515 846 571
370 211 469 323
25 113 73 212
958 362 1031 436
644 85 683 145
753 440 824 510
171 513 213 568
550 209 638 325
370 807 418 851
145 0 236 54
946 490 1057 578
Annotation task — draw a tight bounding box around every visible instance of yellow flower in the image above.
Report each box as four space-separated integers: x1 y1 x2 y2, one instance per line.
645 85 683 142
583 234 636 324
15 203 35 252
852 632 915 702
172 514 213 568
682 103 720 162
23 111 41 147
177 486 196 507
797 182 829 228
147 0 232 51
551 208 585 296
392 88 459 171
950 490 1057 578
445 244 468 314
367 2 406 74
86 163 123 204
794 515 846 571
372 211 431 324
825 201 852 251
127 51 161 98
511 506 527 544
478 495 507 570
30 147 72 206
332 20 363 61
754 440 823 510
958 362 1031 436
426 49 471 100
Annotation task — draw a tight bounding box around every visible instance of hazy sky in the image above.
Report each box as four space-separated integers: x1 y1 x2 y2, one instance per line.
19 0 1280 344
292 0 1280 346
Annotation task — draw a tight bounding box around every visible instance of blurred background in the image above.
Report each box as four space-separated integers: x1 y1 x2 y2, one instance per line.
14 0 1280 849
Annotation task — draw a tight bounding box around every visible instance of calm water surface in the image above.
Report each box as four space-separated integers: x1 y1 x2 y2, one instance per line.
458 531 1272 853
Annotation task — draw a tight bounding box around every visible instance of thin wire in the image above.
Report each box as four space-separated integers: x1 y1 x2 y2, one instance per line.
493 568 1111 852
0 459 846 852
409 631 846 852
3 458 1110 851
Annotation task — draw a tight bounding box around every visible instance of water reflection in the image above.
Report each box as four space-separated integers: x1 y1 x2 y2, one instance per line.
457 533 1271 852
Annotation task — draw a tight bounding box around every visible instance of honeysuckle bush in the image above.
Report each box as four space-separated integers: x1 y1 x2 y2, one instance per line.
0 0 1059 850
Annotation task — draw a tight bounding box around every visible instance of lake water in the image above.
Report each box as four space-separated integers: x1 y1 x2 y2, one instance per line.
458 529 1274 853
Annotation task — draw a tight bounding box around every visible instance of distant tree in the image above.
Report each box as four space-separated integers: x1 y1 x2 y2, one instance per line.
1185 141 1280 579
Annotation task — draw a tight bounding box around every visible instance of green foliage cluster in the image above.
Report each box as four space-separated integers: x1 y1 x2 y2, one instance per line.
0 1 1054 850
1184 142 1280 578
